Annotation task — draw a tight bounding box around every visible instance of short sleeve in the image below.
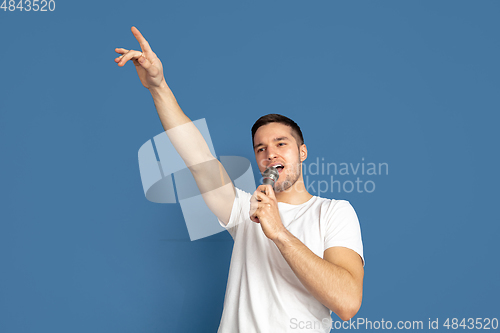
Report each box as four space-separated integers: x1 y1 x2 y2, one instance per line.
324 200 364 266
218 187 252 239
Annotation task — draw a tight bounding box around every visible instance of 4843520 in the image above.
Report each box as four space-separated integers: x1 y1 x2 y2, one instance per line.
1 0 55 11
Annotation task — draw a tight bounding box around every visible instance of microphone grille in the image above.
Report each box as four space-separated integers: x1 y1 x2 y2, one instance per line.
263 166 279 182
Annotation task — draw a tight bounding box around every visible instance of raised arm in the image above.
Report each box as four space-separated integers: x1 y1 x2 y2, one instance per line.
114 26 235 224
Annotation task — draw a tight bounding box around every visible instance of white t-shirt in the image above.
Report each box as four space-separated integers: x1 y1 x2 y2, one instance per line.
217 188 364 333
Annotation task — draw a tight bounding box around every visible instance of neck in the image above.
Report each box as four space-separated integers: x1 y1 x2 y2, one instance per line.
275 175 313 205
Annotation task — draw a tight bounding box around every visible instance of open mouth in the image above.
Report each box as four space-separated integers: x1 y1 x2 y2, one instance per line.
273 164 285 174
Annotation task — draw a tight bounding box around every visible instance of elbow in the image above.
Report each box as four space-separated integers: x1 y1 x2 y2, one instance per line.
333 296 362 322
337 307 359 322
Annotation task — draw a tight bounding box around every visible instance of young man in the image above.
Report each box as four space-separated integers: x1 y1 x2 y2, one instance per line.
115 27 364 333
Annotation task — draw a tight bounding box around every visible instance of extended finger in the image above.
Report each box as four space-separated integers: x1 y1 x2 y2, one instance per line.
114 48 131 62
131 26 153 53
114 48 129 54
117 50 143 66
114 48 129 63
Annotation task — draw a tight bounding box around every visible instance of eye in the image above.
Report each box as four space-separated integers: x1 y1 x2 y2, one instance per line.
257 147 265 152
278 142 286 147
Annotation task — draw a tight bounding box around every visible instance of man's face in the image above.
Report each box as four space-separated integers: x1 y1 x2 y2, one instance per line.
253 122 305 192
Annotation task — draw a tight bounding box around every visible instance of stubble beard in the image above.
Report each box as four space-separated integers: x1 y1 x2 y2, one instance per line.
274 158 302 193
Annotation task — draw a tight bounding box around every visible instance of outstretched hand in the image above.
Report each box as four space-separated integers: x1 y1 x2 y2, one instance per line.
114 26 166 90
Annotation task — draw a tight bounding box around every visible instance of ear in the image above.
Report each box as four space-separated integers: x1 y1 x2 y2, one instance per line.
299 144 308 162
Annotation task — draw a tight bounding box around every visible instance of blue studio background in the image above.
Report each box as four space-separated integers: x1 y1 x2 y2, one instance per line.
1 1 499 332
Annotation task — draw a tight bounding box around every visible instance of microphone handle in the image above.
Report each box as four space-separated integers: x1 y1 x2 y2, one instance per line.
262 177 275 192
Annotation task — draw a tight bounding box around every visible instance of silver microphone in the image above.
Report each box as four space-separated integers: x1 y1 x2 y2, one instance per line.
262 166 279 191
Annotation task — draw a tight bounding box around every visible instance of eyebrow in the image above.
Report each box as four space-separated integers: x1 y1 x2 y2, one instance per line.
253 136 290 149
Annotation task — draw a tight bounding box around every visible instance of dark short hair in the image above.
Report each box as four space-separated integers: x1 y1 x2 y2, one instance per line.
251 114 304 147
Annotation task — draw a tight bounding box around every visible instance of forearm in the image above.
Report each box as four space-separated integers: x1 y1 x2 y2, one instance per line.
149 81 191 131
148 81 214 166
274 229 361 321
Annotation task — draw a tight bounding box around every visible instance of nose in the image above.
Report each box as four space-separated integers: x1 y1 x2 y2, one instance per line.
266 146 278 160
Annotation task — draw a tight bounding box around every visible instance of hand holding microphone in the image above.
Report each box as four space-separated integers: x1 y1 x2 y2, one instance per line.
250 166 285 239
